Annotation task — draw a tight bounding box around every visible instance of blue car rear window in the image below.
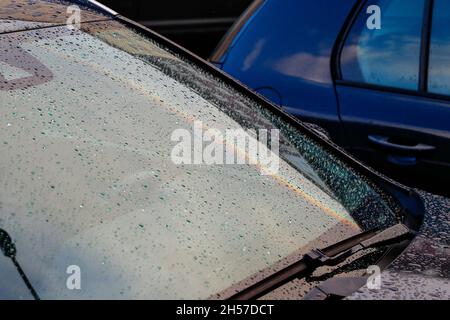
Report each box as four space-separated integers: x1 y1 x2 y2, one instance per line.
428 0 450 96
340 0 425 91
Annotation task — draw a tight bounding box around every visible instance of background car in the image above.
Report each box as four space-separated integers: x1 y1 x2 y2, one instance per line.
210 0 450 197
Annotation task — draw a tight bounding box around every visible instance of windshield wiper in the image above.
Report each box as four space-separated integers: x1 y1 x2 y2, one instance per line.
0 228 40 300
228 223 416 300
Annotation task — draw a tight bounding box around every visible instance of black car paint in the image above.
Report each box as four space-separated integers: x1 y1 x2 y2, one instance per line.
348 191 450 299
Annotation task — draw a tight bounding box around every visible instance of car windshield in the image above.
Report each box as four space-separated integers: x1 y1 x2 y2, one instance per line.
0 3 398 299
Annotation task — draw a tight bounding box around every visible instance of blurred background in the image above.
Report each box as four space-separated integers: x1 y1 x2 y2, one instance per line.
101 0 253 58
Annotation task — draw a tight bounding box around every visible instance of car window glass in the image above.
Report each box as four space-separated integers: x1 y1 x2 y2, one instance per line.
428 0 450 95
0 19 398 299
341 0 425 90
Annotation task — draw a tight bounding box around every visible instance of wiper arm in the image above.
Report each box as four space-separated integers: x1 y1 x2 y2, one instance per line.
0 228 40 300
228 223 416 300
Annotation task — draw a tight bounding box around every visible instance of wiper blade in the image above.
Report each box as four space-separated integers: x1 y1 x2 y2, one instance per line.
0 228 40 300
227 223 416 300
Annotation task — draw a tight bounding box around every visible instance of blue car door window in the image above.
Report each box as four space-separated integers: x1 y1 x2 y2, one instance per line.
340 0 425 91
428 0 450 95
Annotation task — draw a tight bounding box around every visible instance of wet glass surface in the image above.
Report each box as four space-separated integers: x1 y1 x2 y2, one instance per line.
0 0 109 32
428 0 450 96
341 0 425 90
0 14 398 299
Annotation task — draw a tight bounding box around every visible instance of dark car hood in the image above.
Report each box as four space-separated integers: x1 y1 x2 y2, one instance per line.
349 191 450 299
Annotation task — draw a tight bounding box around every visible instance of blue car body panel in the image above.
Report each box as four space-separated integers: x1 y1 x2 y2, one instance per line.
212 0 450 196
337 85 450 170
215 0 357 126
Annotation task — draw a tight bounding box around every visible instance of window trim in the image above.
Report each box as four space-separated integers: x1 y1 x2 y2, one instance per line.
333 0 450 102
419 0 434 91
332 0 366 81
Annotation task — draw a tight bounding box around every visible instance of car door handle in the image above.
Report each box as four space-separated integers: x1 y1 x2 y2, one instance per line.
368 135 436 153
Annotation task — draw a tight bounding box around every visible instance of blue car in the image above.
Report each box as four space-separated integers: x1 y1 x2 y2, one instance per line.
210 0 450 196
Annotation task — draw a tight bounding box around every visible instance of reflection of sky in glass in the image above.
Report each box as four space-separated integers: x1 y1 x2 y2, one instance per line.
341 0 424 90
429 0 450 95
